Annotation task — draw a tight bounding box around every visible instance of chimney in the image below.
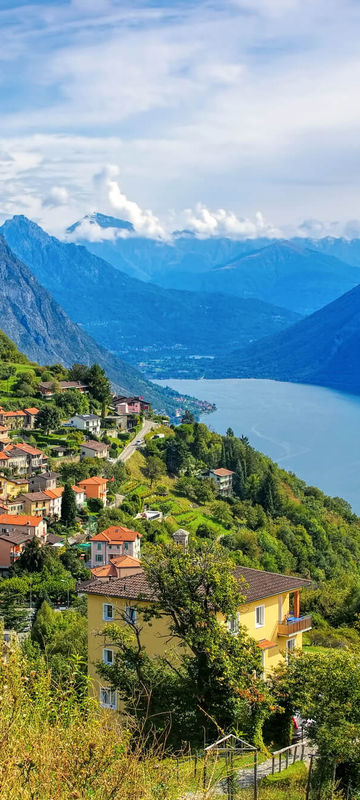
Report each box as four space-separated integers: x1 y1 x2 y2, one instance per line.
172 528 190 551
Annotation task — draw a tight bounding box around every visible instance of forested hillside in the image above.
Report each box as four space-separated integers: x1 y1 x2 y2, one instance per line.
136 419 360 584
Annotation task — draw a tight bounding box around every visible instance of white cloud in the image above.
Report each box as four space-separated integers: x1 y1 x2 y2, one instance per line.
182 204 282 239
43 185 69 207
94 165 167 239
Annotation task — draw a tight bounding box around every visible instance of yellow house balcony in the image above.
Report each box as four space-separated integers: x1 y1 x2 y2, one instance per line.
278 615 312 636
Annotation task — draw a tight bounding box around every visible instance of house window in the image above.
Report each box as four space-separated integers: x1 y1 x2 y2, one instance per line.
286 638 296 654
227 613 239 635
125 606 137 625
255 605 265 628
99 687 116 709
97 543 102 551
103 648 114 665
95 555 103 563
124 543 129 552
103 603 113 621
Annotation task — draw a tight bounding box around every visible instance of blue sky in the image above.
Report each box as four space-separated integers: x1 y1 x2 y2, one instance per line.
1 0 360 238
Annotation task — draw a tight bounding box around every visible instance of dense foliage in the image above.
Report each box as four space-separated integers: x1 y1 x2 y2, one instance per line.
142 421 360 586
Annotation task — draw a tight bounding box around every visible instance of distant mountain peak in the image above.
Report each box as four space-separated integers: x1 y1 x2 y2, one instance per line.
67 212 134 235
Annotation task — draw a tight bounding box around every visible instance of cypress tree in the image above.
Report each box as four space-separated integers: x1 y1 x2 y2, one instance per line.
61 484 77 527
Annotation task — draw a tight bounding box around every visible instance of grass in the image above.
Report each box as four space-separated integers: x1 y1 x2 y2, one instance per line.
124 451 236 539
164 751 266 794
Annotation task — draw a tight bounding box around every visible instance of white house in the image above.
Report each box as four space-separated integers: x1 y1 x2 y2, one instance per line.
68 414 101 436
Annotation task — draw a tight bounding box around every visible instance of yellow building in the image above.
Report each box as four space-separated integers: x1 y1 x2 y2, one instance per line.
0 475 29 500
83 566 312 711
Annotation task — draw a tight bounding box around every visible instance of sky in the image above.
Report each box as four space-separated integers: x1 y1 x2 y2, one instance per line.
1 0 360 239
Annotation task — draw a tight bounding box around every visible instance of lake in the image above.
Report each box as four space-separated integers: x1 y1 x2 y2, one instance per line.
157 378 360 514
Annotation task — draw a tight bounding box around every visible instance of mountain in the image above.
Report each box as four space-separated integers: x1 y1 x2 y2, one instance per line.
67 214 360 315
159 241 360 315
0 235 182 413
0 217 299 366
67 214 267 281
67 212 134 235
207 281 360 395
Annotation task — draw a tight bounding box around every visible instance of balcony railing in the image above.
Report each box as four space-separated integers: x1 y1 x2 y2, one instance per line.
278 615 312 636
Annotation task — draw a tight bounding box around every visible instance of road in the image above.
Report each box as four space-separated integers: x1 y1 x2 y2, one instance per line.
117 419 158 463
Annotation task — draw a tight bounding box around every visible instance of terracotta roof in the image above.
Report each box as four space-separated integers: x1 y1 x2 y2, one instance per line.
5 442 44 456
0 513 44 527
78 476 107 486
211 468 235 477
234 566 312 603
2 410 26 417
0 452 9 460
24 408 39 415
0 425 7 432
44 487 64 499
81 564 312 604
110 555 141 567
90 525 142 543
257 640 278 650
81 440 109 451
72 485 85 494
90 563 117 578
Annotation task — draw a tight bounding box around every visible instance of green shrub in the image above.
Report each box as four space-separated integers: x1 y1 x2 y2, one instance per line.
261 760 307 787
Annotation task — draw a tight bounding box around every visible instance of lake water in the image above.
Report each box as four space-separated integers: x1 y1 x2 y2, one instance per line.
157 378 360 514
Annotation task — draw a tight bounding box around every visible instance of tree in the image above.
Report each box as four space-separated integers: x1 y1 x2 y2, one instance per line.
12 536 50 573
87 497 103 513
35 405 61 434
142 542 272 746
100 543 272 748
86 364 111 403
0 577 29 631
182 410 195 424
210 500 234 529
144 456 165 487
61 484 77 527
226 427 234 437
272 650 360 791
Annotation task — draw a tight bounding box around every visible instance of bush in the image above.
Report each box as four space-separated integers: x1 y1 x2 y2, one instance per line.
87 497 104 513
261 760 307 787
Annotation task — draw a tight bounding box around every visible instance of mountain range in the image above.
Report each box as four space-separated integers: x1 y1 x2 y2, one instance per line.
67 214 360 316
0 235 181 413
2 210 360 400
1 216 299 363
207 281 360 394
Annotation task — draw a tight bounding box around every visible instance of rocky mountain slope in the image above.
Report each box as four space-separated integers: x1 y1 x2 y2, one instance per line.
0 236 181 412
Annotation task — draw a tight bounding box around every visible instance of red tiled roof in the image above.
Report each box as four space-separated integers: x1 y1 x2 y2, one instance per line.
44 487 64 499
24 408 39 415
78 476 107 486
0 452 9 460
257 640 278 650
2 410 26 417
90 563 117 578
0 513 44 527
72 485 84 493
5 442 44 456
211 468 234 477
110 555 141 567
90 525 142 543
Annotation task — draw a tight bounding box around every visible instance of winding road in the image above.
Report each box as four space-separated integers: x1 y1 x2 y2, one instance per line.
117 419 158 463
